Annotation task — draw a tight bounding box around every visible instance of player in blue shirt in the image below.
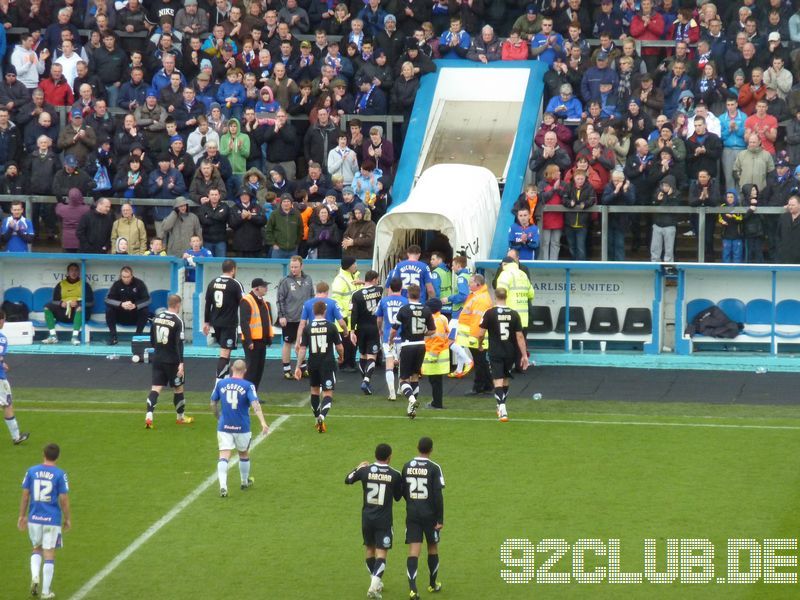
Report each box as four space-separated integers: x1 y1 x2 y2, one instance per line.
294 281 348 358
211 360 270 498
19 443 70 599
1 308 30 444
385 245 436 303
375 277 408 401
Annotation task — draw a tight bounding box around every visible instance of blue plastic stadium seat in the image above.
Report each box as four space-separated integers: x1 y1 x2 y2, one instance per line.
746 299 773 324
717 298 746 323
686 298 714 324
776 299 800 339
150 290 169 313
89 289 109 324
32 287 53 312
3 287 33 310
743 299 773 337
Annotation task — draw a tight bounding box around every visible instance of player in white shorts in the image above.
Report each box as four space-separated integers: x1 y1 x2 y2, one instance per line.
19 443 70 599
1 308 30 444
375 278 408 401
211 360 270 497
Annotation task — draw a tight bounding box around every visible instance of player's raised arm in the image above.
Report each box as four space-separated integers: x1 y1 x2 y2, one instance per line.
345 461 370 484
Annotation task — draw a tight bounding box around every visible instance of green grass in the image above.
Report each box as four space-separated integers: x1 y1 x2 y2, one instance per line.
3 388 800 599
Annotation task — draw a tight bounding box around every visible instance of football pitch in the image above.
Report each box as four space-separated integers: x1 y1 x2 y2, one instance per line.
3 387 800 600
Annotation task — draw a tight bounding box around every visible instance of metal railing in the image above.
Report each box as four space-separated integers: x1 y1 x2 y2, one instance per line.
543 204 788 262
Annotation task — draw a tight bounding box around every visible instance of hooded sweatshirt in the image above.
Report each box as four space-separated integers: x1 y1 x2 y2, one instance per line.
718 189 743 240
255 86 281 115
219 118 251 174
55 188 90 250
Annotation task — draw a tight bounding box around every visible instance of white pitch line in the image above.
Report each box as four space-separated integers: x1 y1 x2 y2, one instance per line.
25 406 800 432
67 414 291 600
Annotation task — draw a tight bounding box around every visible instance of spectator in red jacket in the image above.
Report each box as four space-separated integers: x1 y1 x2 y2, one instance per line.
630 0 665 72
502 29 529 61
38 64 75 107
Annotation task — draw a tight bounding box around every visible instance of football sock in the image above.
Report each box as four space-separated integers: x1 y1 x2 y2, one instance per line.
413 383 420 397
310 394 320 417
282 362 291 373
30 552 41 581
373 557 386 579
239 458 250 484
401 382 415 402
216 357 230 380
366 557 376 574
320 397 332 419
407 556 419 592
217 458 228 490
452 343 468 370
503 385 509 402
358 358 367 376
42 560 54 595
494 387 504 405
147 390 159 412
5 416 20 440
173 392 185 416
428 554 440 586
364 360 375 382
385 370 396 397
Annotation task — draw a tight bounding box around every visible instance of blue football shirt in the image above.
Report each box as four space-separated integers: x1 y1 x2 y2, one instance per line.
22 464 69 525
0 331 7 380
386 260 433 302
375 295 408 343
211 377 260 433
300 297 343 323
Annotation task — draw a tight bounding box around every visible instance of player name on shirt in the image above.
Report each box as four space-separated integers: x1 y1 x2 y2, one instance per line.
482 306 521 358
206 276 244 327
368 472 395 483
393 302 435 344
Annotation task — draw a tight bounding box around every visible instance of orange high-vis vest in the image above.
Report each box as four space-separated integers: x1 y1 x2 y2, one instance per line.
241 293 273 341
456 284 492 349
422 313 451 376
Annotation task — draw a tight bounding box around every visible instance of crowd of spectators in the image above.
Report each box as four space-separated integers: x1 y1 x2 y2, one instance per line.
1 1 800 263
513 0 800 264
0 0 446 259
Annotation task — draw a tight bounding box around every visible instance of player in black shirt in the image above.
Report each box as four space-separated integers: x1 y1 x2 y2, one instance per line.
295 300 343 433
389 284 435 419
350 270 383 396
403 437 446 598
145 294 191 429
345 443 404 600
203 259 244 381
477 288 529 422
